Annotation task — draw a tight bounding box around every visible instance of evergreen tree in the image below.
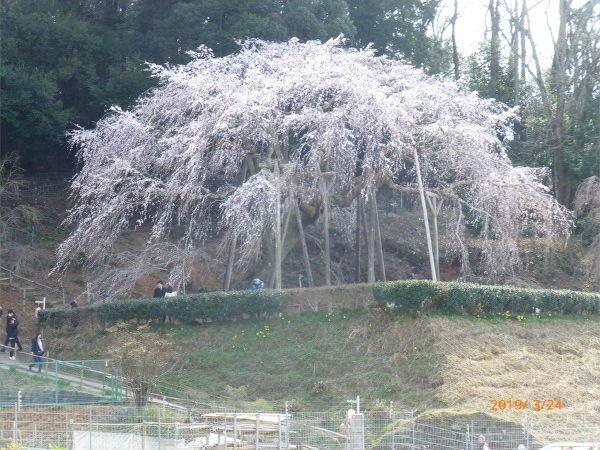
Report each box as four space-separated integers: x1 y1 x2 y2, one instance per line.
347 0 439 68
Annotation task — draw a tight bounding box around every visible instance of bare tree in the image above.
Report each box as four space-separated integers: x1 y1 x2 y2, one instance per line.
110 328 179 407
55 38 572 292
549 0 571 204
488 0 502 98
450 0 460 80
523 0 600 205
0 154 43 271
573 176 600 287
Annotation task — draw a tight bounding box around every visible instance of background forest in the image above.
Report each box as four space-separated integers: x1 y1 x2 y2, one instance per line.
1 0 599 294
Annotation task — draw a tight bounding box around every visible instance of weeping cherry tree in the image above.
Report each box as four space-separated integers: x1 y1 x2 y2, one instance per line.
55 38 571 293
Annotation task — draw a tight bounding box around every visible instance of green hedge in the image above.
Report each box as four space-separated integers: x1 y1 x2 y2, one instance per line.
39 280 600 328
373 280 445 313
39 289 284 327
376 280 600 315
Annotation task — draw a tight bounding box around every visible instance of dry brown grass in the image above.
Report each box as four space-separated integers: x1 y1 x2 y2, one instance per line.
429 316 600 441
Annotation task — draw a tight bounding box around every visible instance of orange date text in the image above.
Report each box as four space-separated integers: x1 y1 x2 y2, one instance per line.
490 399 563 411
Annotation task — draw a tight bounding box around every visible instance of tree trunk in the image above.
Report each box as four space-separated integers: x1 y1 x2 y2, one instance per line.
550 0 571 204
274 161 282 289
488 0 501 98
362 192 375 283
425 193 443 282
294 199 314 287
413 147 438 281
371 189 386 281
512 0 520 106
451 0 460 80
321 175 331 286
239 157 248 184
520 0 527 83
223 234 237 290
354 196 362 282
246 153 258 175
280 195 294 254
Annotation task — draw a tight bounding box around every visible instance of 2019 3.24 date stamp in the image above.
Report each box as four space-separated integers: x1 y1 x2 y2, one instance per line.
490 399 563 411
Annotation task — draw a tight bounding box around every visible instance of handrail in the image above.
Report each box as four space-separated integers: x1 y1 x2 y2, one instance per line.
0 264 62 295
1 344 110 374
1 346 226 410
0 266 65 305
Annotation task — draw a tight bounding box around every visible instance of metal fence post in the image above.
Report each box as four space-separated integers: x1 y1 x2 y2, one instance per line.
234 413 238 450
285 402 289 450
389 402 394 450
470 420 474 450
524 416 529 450
142 414 146 450
278 412 282 450
255 413 260 450
89 404 93 450
411 411 415 450
67 419 73 450
13 402 18 446
224 410 227 446
55 361 59 404
158 405 161 450
466 423 470 450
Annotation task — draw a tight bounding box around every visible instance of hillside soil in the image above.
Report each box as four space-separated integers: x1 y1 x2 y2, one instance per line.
25 304 600 443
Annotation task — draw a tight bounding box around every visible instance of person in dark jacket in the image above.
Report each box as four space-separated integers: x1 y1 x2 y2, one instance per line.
153 281 165 298
1 308 12 351
29 333 44 372
5 310 22 360
70 300 80 328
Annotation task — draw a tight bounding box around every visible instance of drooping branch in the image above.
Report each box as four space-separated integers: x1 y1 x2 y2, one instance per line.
55 38 572 293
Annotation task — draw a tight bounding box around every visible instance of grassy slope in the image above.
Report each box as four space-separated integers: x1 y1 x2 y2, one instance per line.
43 307 600 441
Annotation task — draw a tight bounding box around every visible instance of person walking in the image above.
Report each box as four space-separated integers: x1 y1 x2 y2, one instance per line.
1 308 11 351
29 333 44 372
5 310 22 360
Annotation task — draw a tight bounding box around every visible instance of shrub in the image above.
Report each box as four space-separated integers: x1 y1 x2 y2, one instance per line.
372 280 444 313
39 289 284 326
373 280 600 316
440 283 600 315
38 280 600 327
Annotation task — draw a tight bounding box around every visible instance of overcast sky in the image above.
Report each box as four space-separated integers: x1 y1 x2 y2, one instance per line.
437 0 567 67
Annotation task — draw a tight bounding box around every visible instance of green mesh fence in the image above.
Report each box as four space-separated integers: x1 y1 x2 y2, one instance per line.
0 358 122 406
